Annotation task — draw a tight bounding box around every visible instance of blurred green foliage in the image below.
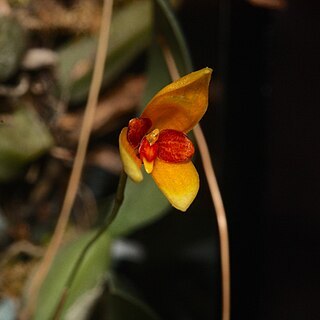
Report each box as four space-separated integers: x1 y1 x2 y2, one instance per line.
0 16 27 81
0 108 53 181
34 230 112 319
57 0 152 104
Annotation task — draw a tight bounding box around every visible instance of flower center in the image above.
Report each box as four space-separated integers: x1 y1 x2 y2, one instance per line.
146 129 160 145
127 117 195 175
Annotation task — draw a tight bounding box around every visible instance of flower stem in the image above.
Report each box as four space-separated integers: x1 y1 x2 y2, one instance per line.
19 1 114 318
193 125 230 320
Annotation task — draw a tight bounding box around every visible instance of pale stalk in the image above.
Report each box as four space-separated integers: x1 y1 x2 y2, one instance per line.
19 1 114 318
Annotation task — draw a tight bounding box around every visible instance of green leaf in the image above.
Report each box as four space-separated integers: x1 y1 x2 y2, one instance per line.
57 0 152 104
109 170 170 237
107 274 160 320
33 230 112 320
0 108 53 181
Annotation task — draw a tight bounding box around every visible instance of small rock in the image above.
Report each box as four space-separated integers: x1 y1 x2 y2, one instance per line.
22 48 58 70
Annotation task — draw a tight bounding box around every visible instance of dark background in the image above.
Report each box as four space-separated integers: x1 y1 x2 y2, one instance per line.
122 0 320 319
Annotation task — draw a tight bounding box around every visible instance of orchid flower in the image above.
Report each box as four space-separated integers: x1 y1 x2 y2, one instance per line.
119 68 212 211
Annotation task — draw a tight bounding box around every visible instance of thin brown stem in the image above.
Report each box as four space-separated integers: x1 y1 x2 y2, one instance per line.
19 1 114 319
160 40 231 320
193 125 230 320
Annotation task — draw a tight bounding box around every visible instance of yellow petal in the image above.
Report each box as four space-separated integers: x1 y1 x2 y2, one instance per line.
119 127 143 182
151 159 199 212
142 68 212 133
142 158 154 174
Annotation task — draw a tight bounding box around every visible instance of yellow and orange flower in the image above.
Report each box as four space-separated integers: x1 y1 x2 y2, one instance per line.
119 68 212 211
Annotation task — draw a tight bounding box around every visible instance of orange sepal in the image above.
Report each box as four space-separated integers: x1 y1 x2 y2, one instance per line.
151 159 199 212
119 127 143 182
142 68 212 133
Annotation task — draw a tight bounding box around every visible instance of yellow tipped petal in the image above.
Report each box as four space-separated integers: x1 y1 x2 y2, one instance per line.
151 159 199 212
142 68 212 133
119 127 143 182
143 158 154 174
